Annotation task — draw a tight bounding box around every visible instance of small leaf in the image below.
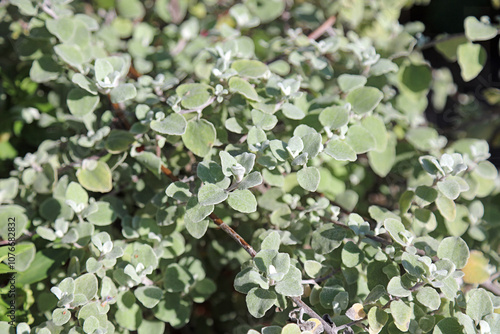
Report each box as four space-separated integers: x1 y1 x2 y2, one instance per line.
346 303 366 321
464 16 498 41
297 166 320 192
52 308 71 326
198 184 228 206
231 59 268 78
361 115 387 152
324 140 357 162
150 113 187 135
234 267 269 293
164 263 194 293
67 88 99 117
466 289 493 322
462 250 490 284
433 318 464 334
368 307 388 334
135 286 163 308
437 236 469 269
228 189 257 213
185 217 209 239
319 105 349 129
229 77 259 101
338 74 367 92
436 195 457 221
416 287 441 311
387 276 411 297
246 287 277 318
346 125 376 154
110 83 137 103
341 241 364 268
282 103 305 120
186 197 213 223
275 266 303 297
390 300 412 332
166 182 192 202
437 178 461 200
384 218 407 246
457 43 486 82
182 119 216 157
74 273 98 302
347 87 383 114
76 160 112 193
105 130 135 153
176 83 214 109
311 224 346 254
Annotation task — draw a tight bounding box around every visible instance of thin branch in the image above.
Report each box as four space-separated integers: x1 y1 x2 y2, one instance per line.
291 297 336 334
41 1 58 19
308 16 336 40
481 280 500 296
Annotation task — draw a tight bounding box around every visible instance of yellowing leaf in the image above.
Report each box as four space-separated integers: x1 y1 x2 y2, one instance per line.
462 250 489 284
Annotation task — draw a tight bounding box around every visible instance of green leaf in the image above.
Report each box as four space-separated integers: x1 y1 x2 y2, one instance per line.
415 186 438 207
384 218 407 245
228 189 257 213
185 217 209 239
72 73 98 95
30 56 61 83
182 119 216 157
186 197 214 223
150 113 187 135
54 44 84 68
368 307 388 334
105 130 135 153
387 276 411 297
297 166 320 192
464 16 498 41
457 43 486 82
238 171 263 190
390 300 412 332
198 184 228 206
164 263 194 293
437 236 469 269
166 182 192 202
110 83 137 103
436 195 456 221
229 77 259 101
416 287 441 311
368 133 396 177
324 140 357 162
133 151 162 177
231 59 268 78
76 160 113 193
282 103 306 120
190 278 217 303
311 224 346 254
338 74 367 92
67 88 99 117
261 231 281 251
347 87 383 114
437 178 461 200
138 320 165 334
246 0 285 23
17 248 69 285
361 115 387 152
234 267 269 293
275 266 303 297
281 324 302 334
153 293 191 328
399 63 432 95
135 286 164 308
319 105 349 129
176 83 214 109
304 260 322 278
52 308 71 326
246 287 277 318
435 35 468 61
466 288 493 322
66 182 88 206
74 273 98 302
433 318 464 334
341 241 364 268
346 124 376 154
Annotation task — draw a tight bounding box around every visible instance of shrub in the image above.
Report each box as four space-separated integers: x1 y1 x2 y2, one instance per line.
1 1 499 333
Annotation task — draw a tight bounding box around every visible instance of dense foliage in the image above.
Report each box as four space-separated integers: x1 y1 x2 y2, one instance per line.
1 0 500 333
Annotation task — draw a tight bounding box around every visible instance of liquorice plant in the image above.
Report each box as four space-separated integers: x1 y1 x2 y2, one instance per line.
0 0 499 334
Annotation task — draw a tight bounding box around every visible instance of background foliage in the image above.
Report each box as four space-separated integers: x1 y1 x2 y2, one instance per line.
1 0 500 333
